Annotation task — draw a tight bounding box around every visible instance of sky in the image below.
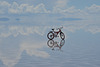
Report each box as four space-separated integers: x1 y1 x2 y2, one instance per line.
0 0 100 67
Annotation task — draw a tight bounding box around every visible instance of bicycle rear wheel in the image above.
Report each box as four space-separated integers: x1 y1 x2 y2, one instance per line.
47 32 54 40
47 40 54 48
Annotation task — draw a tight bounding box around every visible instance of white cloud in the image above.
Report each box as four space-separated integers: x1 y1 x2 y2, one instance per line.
54 6 80 14
63 19 100 34
0 1 11 14
0 1 100 15
0 1 49 14
0 41 22 67
20 41 50 58
8 2 50 14
0 26 48 37
0 38 49 67
0 23 100 38
0 51 21 67
8 2 34 14
23 4 34 13
84 25 100 34
52 4 89 18
8 2 19 14
0 1 10 6
85 4 100 14
63 23 86 32
0 23 100 67
34 3 50 13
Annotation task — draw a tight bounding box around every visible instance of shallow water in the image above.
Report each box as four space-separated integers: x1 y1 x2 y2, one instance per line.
0 25 100 67
0 0 100 66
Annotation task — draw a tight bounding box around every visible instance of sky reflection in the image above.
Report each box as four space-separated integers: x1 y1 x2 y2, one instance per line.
0 0 100 67
0 24 100 67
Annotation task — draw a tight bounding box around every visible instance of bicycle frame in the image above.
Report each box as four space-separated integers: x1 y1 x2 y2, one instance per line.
47 26 65 40
52 28 62 37
47 39 65 50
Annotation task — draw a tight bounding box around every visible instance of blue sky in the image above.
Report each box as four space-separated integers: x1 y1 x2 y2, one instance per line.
0 0 100 67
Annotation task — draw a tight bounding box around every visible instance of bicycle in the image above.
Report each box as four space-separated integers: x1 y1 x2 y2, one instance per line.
47 39 65 50
47 27 65 40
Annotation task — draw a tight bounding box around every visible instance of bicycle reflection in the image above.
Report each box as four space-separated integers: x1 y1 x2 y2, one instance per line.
47 39 65 50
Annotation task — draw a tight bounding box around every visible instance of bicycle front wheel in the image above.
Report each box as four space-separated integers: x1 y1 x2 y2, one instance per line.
47 32 54 40
47 40 54 48
60 32 65 40
60 40 65 46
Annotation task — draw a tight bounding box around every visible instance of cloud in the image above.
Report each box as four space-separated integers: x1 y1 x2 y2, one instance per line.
84 25 100 34
0 37 49 67
0 1 50 14
0 1 11 14
62 19 100 34
0 51 21 67
85 4 100 14
0 1 10 6
20 41 50 58
0 26 48 37
8 2 50 14
0 24 100 67
0 1 100 15
8 2 34 14
0 40 22 67
0 22 100 38
34 3 50 13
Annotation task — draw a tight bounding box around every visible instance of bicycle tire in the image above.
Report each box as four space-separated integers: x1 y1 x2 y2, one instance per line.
60 32 65 40
47 40 54 48
47 31 54 40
